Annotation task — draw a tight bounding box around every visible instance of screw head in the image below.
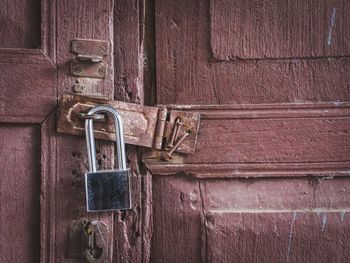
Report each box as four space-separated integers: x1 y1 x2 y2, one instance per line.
99 44 108 52
97 67 106 76
73 65 83 74
72 84 84 93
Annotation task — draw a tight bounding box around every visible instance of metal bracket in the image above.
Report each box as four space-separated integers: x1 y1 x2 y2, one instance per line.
70 39 109 79
57 93 200 156
67 220 109 262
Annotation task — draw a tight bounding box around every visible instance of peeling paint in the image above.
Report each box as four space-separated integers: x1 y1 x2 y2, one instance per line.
340 212 346 222
287 212 297 262
321 213 327 232
327 7 337 46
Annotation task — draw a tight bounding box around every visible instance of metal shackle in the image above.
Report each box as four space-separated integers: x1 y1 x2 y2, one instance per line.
85 105 127 172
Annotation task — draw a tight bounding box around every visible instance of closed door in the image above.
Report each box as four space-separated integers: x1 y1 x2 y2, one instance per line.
0 0 146 262
1 1 350 263
147 0 350 262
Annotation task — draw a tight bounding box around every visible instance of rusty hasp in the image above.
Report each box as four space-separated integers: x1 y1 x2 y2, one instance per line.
57 93 200 155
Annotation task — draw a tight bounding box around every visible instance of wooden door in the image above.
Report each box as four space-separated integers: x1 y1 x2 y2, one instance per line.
0 0 148 262
147 0 350 262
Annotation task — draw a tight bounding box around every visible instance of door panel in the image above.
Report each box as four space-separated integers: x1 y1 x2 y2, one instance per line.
205 212 350 263
155 0 350 105
151 0 350 262
0 0 148 262
210 0 350 59
0 125 40 262
0 0 56 261
0 0 41 48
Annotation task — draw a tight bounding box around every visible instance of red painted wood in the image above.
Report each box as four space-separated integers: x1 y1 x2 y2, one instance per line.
0 0 41 48
0 0 146 261
54 1 115 262
205 211 350 263
156 0 350 105
114 0 143 103
210 0 350 60
187 117 350 164
0 125 40 263
0 50 56 123
200 178 350 211
151 175 203 263
152 0 350 262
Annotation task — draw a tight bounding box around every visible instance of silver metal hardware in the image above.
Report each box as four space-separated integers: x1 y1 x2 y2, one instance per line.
79 112 106 121
84 105 131 212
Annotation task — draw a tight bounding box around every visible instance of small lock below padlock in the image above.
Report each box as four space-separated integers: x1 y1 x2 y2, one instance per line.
84 105 131 212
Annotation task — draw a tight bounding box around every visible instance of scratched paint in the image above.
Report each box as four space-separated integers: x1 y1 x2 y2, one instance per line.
327 8 337 46
321 214 327 232
287 212 297 262
340 212 346 222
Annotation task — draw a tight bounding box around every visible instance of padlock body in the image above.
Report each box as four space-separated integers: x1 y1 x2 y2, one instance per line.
85 169 131 212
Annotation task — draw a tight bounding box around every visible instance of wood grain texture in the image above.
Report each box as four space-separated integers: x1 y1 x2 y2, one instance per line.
0 125 40 263
155 0 350 104
144 104 350 177
54 1 115 262
0 0 41 48
204 211 350 263
201 177 350 211
151 175 203 263
210 0 350 60
153 1 350 262
0 50 57 123
113 1 151 262
40 113 57 263
188 117 350 164
114 0 143 103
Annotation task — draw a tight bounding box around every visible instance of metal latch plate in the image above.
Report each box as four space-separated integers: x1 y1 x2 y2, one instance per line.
70 39 109 79
57 93 200 155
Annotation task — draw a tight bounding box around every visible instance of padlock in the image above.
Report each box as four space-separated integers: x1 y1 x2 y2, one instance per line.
84 105 131 212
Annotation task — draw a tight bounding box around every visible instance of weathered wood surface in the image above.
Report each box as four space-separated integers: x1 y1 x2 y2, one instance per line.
200 177 350 211
145 103 350 177
114 0 143 103
210 0 350 60
205 211 350 263
0 0 41 48
0 50 56 123
151 175 203 263
112 1 152 262
0 125 40 263
152 0 350 262
54 1 115 262
0 0 56 124
156 0 350 105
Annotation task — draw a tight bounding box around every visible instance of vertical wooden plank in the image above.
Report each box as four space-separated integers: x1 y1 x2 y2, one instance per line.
0 125 40 263
54 1 115 262
151 175 203 262
113 1 150 262
114 0 143 103
41 113 57 263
